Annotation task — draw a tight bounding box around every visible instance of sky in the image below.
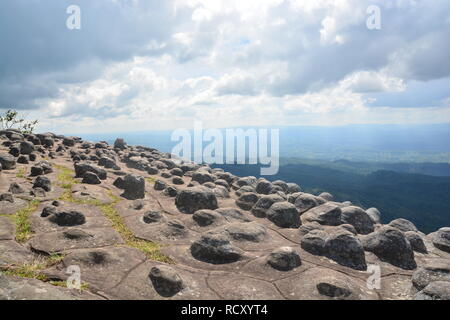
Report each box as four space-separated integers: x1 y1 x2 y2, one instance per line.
0 0 450 134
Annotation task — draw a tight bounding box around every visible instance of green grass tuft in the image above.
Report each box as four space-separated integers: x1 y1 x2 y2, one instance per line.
15 200 40 243
16 167 26 178
145 177 157 184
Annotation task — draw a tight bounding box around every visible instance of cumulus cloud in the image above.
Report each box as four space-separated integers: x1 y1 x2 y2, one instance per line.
0 0 449 132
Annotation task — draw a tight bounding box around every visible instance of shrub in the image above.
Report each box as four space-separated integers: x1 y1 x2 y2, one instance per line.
0 109 39 133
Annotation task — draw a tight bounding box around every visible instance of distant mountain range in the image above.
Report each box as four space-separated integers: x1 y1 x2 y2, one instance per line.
213 162 450 234
77 123 450 233
79 123 450 163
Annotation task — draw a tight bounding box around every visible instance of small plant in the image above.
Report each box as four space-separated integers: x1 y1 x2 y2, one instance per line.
15 200 40 243
0 109 38 133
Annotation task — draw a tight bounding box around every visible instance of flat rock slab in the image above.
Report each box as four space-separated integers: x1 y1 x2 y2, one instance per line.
378 274 414 300
30 202 112 233
124 215 194 244
108 261 220 300
115 198 164 219
44 247 146 292
274 267 379 300
0 274 101 300
72 184 113 204
0 198 28 215
29 228 124 254
207 273 285 300
0 240 35 266
0 217 15 240
239 251 315 282
161 245 255 273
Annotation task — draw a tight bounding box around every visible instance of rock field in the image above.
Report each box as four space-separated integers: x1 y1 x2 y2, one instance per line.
0 129 449 300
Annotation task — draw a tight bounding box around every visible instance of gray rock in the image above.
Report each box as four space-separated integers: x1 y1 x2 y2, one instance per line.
294 193 323 213
414 281 450 300
366 207 381 224
361 226 416 270
154 180 167 191
340 206 374 235
0 152 16 170
215 207 250 222
286 183 301 194
98 157 116 169
272 180 289 193
220 222 267 242
190 232 242 264
251 194 284 218
412 260 450 290
147 167 159 175
114 138 127 150
41 205 57 218
235 192 260 211
162 186 177 197
340 224 357 235
301 229 328 255
30 187 46 197
235 176 257 188
8 182 24 194
74 162 107 180
213 185 229 199
214 179 230 190
405 231 428 254
192 171 215 184
121 174 145 200
0 193 14 203
235 186 256 197
9 146 19 157
317 282 352 298
17 155 29 164
319 192 334 201
19 141 34 155
33 176 51 192
193 210 223 227
175 187 218 214
113 177 125 189
143 210 164 224
170 168 184 177
63 137 75 146
302 203 342 226
256 179 273 195
149 266 184 297
267 247 301 271
388 218 418 232
431 227 450 253
172 177 184 185
82 172 101 185
298 222 324 237
266 201 301 228
324 229 367 271
48 210 86 226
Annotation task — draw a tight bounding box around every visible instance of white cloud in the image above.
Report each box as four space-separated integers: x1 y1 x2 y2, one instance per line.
1 0 450 133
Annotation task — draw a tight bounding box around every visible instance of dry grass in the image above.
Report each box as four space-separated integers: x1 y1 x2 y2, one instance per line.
2 254 64 282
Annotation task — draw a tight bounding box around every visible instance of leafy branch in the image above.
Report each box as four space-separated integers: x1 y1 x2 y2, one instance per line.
0 109 39 134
